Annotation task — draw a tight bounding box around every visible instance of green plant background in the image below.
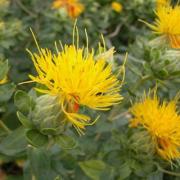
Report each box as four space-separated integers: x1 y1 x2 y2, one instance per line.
0 0 180 179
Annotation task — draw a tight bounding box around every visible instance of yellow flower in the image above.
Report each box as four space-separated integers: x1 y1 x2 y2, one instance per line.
111 2 123 13
156 0 170 7
145 1 180 48
0 76 7 84
27 31 124 135
52 0 84 18
130 92 180 161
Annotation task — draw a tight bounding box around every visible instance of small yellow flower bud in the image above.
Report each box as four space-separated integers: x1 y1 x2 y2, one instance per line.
111 2 123 13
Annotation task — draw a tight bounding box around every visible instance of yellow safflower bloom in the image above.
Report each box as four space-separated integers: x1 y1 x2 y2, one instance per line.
130 92 180 161
156 0 169 7
27 32 124 135
145 1 180 48
52 0 84 18
111 2 123 13
0 76 7 84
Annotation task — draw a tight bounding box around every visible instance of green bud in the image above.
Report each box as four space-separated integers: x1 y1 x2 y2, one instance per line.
31 94 66 136
152 49 180 79
130 129 155 156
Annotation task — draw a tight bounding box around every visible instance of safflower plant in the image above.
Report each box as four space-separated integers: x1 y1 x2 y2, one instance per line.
15 26 125 146
0 0 179 180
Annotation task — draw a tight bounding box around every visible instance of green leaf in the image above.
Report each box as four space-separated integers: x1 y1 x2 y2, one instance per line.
17 111 34 128
147 171 163 180
170 70 180 76
14 90 35 114
156 69 169 79
28 147 57 180
0 127 27 156
79 160 107 180
0 127 8 137
0 83 16 102
117 163 132 180
41 128 57 135
26 129 48 147
133 161 155 177
100 167 115 180
55 135 77 149
0 60 9 80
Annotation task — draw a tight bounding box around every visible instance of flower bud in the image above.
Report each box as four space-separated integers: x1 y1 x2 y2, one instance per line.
31 94 66 135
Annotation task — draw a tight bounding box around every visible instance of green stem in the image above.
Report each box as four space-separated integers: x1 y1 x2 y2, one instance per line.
46 138 54 150
159 167 180 177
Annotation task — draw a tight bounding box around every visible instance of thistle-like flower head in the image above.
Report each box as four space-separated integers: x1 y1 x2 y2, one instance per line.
52 0 84 18
130 92 180 161
145 0 180 48
27 29 124 134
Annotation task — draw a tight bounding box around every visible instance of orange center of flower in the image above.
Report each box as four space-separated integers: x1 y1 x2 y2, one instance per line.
67 94 80 113
73 102 80 112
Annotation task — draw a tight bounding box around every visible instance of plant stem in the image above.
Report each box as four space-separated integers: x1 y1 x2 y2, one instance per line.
159 167 180 177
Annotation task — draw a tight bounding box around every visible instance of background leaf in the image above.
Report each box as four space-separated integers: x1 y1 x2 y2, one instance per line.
0 127 27 156
79 160 107 180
